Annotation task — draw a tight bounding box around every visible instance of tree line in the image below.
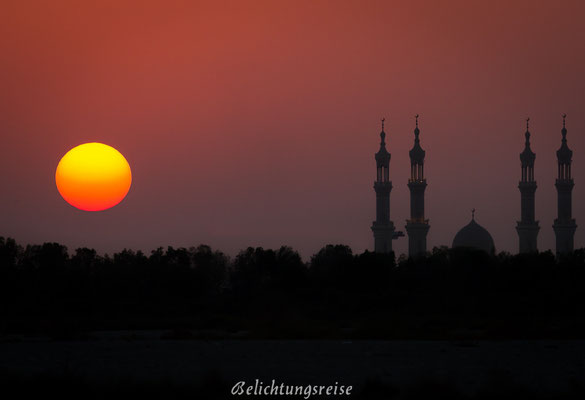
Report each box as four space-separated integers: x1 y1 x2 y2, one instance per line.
1 236 584 338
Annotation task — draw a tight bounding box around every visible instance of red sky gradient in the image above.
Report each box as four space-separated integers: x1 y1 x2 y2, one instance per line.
1 0 584 258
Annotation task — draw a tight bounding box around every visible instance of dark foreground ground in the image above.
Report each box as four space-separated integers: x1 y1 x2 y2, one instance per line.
2 243 585 397
1 334 584 399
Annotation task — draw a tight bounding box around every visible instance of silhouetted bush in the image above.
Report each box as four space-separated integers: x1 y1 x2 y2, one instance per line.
231 246 307 293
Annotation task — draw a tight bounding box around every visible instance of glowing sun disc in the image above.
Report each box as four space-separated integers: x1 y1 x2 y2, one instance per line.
55 143 132 211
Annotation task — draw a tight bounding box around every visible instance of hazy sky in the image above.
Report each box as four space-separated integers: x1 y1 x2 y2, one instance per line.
1 0 584 259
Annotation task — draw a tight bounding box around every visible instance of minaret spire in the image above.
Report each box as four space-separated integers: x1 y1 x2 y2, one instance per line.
517 117 539 253
405 114 430 258
554 114 577 256
379 117 387 145
414 114 420 141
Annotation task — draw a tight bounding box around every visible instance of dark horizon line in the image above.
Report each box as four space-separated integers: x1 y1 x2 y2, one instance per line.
1 235 583 262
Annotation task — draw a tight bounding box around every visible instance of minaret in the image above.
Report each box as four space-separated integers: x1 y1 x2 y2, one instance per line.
405 115 430 257
516 118 540 253
371 118 395 253
553 114 577 256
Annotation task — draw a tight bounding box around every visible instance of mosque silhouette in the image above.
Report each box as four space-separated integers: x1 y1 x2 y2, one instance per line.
371 115 577 257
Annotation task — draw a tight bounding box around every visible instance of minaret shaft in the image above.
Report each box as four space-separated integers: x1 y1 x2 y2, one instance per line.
375 182 391 222
408 181 426 222
554 180 576 255
371 120 395 253
372 182 394 253
520 184 536 222
517 182 539 253
556 182 573 221
516 119 539 253
553 115 577 256
405 116 429 257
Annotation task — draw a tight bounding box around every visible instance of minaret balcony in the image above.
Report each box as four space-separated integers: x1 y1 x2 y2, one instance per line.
553 218 577 227
555 179 574 186
374 181 393 190
518 181 537 191
516 220 540 228
406 218 429 225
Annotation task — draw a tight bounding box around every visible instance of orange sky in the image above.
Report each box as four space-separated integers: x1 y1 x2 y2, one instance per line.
1 0 584 258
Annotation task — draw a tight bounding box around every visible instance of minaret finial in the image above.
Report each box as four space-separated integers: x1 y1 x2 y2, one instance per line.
526 117 530 131
563 113 566 128
562 114 567 140
379 117 387 144
413 114 420 140
472 208 476 220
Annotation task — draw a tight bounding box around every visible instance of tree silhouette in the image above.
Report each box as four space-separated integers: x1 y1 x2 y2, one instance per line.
0 236 584 339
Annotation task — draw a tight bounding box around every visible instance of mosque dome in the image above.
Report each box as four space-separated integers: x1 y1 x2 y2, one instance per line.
452 212 495 254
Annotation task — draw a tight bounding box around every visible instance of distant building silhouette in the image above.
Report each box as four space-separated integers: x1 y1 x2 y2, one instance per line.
405 115 430 257
452 209 496 254
371 119 396 253
516 118 540 253
368 115 578 256
553 114 577 256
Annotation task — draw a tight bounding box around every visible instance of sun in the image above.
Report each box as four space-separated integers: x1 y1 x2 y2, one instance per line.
55 143 132 211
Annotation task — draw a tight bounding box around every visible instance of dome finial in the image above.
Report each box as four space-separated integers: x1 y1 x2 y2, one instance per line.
453 209 496 254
